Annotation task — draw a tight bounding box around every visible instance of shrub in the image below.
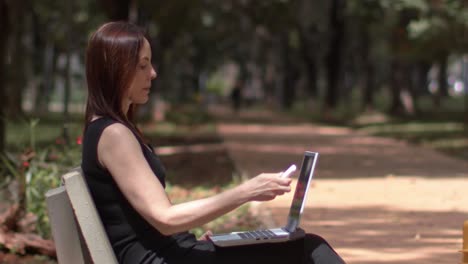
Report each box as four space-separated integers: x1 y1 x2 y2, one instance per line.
1 133 82 239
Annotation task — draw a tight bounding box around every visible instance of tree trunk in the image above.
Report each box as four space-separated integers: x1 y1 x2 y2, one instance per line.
98 0 130 20
362 64 375 112
280 32 297 110
325 0 345 113
434 55 448 107
6 0 26 119
34 39 55 114
418 62 431 96
390 62 405 115
0 0 9 153
298 26 318 98
439 55 448 97
62 0 73 145
390 62 416 116
128 0 138 23
464 56 468 128
389 10 416 116
361 25 375 112
62 47 72 145
465 93 468 128
406 62 428 114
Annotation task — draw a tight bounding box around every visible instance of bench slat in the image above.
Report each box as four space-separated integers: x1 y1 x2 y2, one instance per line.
46 186 86 264
63 168 118 264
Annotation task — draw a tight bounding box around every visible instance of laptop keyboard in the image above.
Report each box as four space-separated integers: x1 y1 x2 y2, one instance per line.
238 229 278 240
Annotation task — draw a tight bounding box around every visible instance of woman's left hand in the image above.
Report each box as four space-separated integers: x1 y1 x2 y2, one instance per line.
198 230 213 241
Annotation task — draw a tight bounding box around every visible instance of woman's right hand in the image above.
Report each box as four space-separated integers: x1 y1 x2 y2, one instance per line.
240 173 292 202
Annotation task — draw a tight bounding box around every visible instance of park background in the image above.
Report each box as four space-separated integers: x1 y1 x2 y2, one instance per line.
1 0 468 263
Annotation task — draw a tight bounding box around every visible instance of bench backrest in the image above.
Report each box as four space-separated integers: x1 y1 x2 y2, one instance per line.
46 168 118 264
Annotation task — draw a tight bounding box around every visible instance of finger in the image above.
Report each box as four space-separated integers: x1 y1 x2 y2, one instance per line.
199 230 213 241
275 187 291 195
276 177 292 186
278 184 291 193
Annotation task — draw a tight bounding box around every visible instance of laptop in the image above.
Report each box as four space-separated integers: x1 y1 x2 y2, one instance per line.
208 151 319 247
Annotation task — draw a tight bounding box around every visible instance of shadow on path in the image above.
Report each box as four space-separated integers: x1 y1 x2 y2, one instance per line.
265 205 464 264
217 122 468 179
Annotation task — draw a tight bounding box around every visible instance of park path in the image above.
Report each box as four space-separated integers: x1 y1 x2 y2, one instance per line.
210 106 468 264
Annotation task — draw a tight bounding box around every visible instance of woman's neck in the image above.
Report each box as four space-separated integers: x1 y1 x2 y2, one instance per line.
122 98 131 116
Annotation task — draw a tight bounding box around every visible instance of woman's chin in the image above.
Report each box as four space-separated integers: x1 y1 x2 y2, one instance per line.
134 97 149 105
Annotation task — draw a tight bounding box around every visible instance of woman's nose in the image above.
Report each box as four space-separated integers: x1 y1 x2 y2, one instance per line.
151 67 157 80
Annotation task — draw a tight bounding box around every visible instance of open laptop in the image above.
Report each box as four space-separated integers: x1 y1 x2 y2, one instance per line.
208 151 319 247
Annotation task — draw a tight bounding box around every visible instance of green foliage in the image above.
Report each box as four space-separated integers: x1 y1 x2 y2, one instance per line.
359 120 468 160
387 0 428 12
404 0 468 56
355 95 468 161
6 116 83 152
2 143 81 238
24 149 64 238
2 118 83 239
205 74 227 96
0 145 81 238
32 0 106 49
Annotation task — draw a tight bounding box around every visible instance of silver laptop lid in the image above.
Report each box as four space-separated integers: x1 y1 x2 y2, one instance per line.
284 151 319 232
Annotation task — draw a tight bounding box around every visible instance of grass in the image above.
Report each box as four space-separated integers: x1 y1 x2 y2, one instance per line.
356 120 468 161
5 108 217 150
5 113 84 152
287 90 467 124
345 94 468 161
285 92 468 161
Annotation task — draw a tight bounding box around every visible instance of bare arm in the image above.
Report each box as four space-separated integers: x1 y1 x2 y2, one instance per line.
98 123 292 235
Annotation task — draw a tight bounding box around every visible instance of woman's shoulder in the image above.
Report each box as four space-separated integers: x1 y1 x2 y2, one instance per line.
87 117 143 155
88 117 130 135
86 117 135 144
101 122 134 140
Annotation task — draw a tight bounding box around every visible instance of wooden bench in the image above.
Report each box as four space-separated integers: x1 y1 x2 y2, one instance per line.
45 168 118 264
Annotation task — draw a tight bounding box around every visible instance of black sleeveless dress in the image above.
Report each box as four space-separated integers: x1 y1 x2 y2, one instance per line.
81 118 345 264
81 117 216 264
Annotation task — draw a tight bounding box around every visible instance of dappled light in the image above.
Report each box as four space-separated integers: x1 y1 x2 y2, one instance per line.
429 138 468 148
263 204 465 264
219 122 468 178
218 123 352 136
360 123 464 134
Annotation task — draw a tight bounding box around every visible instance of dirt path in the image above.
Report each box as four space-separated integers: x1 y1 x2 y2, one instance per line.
212 106 468 264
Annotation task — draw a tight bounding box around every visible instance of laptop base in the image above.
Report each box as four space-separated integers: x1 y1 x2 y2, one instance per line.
209 228 305 247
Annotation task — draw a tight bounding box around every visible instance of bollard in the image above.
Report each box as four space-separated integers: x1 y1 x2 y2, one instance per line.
462 220 468 264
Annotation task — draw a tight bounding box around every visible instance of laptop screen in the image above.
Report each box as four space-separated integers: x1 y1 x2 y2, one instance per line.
284 151 318 232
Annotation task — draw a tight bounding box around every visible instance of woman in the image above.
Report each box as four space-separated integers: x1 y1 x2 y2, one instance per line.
81 21 346 264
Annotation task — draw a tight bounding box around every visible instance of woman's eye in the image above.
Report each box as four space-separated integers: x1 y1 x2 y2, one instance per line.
140 64 147 69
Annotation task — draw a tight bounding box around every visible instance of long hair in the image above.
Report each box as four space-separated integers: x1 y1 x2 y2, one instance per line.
84 21 146 135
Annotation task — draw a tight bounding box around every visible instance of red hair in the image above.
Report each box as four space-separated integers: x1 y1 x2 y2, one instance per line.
84 21 146 135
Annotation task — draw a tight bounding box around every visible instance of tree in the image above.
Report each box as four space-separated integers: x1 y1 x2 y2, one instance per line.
325 0 346 115
0 0 10 153
98 0 131 21
347 0 385 112
5 0 27 119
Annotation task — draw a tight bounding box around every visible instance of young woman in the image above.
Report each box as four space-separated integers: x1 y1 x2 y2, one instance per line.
81 21 346 264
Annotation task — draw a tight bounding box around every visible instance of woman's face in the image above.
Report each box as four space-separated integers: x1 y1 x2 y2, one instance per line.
126 38 157 105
